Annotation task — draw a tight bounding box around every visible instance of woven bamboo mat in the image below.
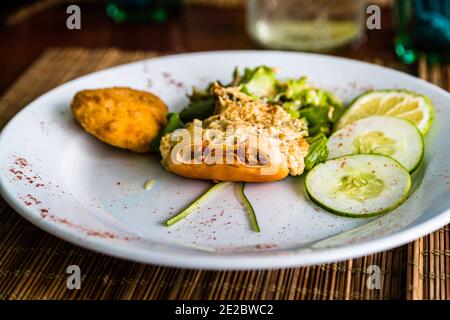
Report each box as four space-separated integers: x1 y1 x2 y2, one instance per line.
0 47 448 300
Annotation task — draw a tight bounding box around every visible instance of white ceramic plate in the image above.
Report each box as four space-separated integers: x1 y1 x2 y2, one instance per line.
1 51 449 270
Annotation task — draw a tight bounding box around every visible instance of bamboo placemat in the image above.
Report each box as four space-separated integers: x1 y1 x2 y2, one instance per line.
405 57 450 300
0 47 448 300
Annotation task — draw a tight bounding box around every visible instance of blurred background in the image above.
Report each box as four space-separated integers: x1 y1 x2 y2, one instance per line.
0 0 448 95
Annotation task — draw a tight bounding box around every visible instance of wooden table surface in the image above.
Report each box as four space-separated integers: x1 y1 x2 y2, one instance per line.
0 2 399 96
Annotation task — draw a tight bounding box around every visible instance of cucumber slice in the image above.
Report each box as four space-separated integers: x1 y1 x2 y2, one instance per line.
328 116 424 173
164 182 233 226
305 154 411 217
235 182 261 233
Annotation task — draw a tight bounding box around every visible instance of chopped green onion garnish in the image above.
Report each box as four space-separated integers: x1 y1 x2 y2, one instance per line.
163 182 233 227
235 182 260 233
144 179 155 190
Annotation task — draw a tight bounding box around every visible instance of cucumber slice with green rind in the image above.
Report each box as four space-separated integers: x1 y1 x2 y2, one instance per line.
235 182 261 233
164 182 233 226
328 116 424 173
305 154 411 218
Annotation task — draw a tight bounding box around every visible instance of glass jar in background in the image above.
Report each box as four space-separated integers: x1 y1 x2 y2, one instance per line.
394 0 450 64
246 0 366 52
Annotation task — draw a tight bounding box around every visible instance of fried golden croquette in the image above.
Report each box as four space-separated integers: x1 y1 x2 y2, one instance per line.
71 87 168 153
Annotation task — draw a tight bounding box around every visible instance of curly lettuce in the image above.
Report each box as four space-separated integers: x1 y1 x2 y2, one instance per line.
273 77 343 137
304 133 329 171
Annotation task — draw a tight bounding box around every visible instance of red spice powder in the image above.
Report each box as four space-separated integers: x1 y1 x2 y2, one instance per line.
14 157 29 167
40 209 138 241
9 168 23 180
40 208 49 218
162 71 185 88
20 194 42 206
255 243 278 250
10 157 45 188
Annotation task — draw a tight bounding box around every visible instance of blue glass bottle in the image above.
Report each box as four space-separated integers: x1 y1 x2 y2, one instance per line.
106 0 182 23
394 0 450 64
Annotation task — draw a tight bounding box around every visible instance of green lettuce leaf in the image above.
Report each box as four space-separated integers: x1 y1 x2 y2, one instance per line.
238 66 277 98
274 80 343 137
149 112 184 152
299 105 333 136
179 86 215 123
304 133 329 171
283 77 309 100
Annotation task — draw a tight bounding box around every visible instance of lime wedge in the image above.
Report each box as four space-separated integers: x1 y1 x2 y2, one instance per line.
337 90 434 135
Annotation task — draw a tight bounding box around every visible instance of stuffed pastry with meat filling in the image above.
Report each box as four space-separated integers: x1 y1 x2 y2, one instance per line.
160 83 309 182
